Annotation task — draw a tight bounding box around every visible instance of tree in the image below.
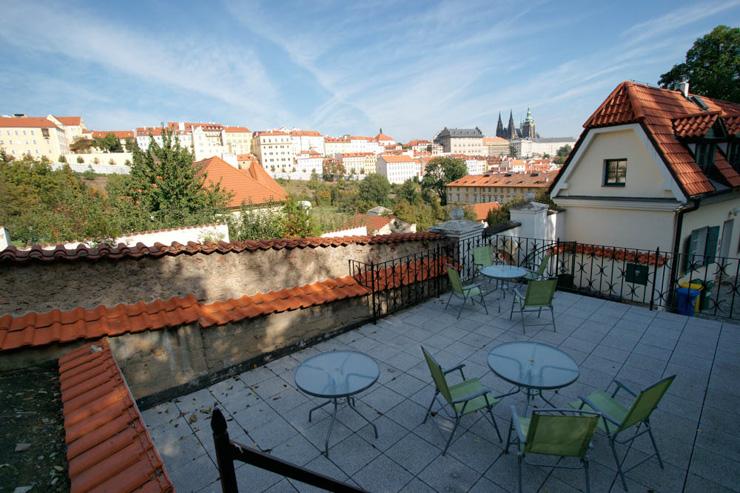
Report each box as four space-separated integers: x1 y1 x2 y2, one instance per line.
398 178 422 204
124 138 137 153
554 145 572 164
94 133 123 153
282 197 319 237
58 155 67 163
357 174 391 209
421 156 467 205
659 25 740 102
322 158 345 181
76 156 84 164
115 128 230 229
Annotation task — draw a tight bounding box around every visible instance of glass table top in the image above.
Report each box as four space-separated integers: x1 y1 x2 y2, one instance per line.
294 351 380 398
487 341 579 390
480 265 529 280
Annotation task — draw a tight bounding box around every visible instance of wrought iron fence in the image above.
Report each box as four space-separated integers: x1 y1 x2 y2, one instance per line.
456 234 740 321
349 243 451 322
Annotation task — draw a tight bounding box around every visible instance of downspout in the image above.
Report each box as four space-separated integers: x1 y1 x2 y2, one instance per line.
666 199 700 309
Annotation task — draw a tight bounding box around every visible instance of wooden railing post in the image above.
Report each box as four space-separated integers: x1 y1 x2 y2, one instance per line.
212 408 239 493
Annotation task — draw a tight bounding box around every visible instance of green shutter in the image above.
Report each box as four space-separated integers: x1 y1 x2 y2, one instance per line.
684 228 704 273
705 226 720 265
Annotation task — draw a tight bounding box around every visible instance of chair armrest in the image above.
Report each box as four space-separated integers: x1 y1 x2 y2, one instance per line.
579 396 620 426
463 282 482 291
512 288 525 300
443 363 466 379
611 379 637 398
510 405 527 444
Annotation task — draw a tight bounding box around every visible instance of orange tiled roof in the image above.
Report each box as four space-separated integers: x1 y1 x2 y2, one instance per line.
54 116 82 126
468 202 501 221
224 126 250 133
375 132 394 141
198 156 287 207
548 243 668 267
0 116 57 128
671 111 720 138
290 130 322 137
0 232 441 264
725 115 740 135
91 130 134 139
406 139 431 146
59 340 173 493
579 81 740 197
447 171 557 188
482 136 509 145
714 149 740 187
380 154 416 163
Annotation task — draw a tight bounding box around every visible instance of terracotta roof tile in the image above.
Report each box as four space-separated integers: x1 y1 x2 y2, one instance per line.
197 156 288 207
0 233 441 264
468 202 501 221
0 116 57 128
577 81 740 197
447 172 557 188
59 341 173 493
55 116 82 126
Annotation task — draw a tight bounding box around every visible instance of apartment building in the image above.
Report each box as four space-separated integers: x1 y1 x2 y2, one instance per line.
49 116 87 144
550 80 740 254
482 136 510 157
446 171 556 204
0 116 69 160
252 130 295 177
293 151 324 180
434 127 486 155
135 127 194 151
289 130 324 156
512 137 575 158
339 152 377 179
376 154 421 184
224 127 252 156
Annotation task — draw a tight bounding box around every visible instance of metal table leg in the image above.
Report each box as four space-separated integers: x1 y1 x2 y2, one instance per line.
323 399 338 456
346 397 378 439
308 399 332 422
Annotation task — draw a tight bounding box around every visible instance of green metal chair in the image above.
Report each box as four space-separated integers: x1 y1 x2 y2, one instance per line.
571 376 675 491
421 346 502 454
445 267 488 319
525 253 552 280
473 246 495 272
506 406 600 493
509 278 557 333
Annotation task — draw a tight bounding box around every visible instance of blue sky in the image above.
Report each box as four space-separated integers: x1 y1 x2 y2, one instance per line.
1 0 739 141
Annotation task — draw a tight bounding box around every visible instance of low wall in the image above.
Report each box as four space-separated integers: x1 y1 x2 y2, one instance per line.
112 295 370 404
0 235 444 316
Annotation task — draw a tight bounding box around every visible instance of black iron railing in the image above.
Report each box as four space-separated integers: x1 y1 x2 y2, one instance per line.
457 234 740 320
211 408 366 493
349 243 451 322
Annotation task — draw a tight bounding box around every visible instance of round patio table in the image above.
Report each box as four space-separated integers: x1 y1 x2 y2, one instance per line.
294 351 379 455
480 265 529 307
488 341 579 411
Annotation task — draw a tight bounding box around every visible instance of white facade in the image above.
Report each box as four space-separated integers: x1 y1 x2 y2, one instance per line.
339 153 377 179
0 117 69 160
290 130 325 156
376 155 421 184
513 138 575 158
252 131 296 177
464 158 487 175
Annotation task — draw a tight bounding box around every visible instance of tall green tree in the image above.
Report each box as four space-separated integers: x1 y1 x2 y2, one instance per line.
421 156 467 205
357 174 391 209
554 144 572 164
94 134 123 153
659 25 740 102
116 128 230 229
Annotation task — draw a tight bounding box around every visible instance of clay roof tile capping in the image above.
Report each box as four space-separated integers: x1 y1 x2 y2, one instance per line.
58 340 173 493
197 156 288 207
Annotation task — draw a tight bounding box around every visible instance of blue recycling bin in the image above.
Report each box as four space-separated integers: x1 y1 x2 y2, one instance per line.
676 287 700 316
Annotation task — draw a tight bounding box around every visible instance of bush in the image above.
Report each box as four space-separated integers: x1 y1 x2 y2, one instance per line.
58 155 67 163
76 156 84 164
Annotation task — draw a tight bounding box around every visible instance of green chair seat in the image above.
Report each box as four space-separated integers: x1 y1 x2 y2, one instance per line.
450 379 499 414
569 390 628 433
445 267 488 319
509 278 557 333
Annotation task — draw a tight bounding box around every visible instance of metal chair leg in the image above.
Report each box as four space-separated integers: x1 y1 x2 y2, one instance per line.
550 306 557 332
517 455 523 493
442 416 460 455
445 293 453 311
457 295 467 319
487 406 502 442
583 458 591 493
646 424 664 469
504 419 514 453
479 293 488 315
423 391 438 424
609 438 629 491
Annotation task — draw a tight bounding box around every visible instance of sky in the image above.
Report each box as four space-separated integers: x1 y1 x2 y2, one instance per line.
1 0 739 142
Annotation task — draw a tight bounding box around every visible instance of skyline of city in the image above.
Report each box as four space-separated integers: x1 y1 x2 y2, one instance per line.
2 0 739 141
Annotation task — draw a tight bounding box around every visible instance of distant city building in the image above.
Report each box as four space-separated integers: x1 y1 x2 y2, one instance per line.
135 126 194 152
292 151 324 180
289 129 324 156
91 130 134 148
252 130 294 177
446 171 557 204
512 137 576 158
482 136 510 157
0 115 70 160
434 127 485 155
196 156 287 210
497 108 540 141
49 116 87 144
376 154 421 184
338 152 377 179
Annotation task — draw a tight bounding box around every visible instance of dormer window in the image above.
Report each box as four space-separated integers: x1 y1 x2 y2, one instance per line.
695 142 715 170
603 159 627 186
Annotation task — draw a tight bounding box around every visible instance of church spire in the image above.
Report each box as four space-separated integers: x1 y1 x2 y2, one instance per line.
507 110 516 140
496 112 504 138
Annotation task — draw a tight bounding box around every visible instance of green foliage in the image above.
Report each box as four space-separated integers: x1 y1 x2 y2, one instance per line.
398 178 422 203
322 158 345 181
421 157 467 205
659 25 740 102
124 138 136 153
58 155 66 163
485 197 530 226
228 198 319 240
120 128 230 229
554 145 572 164
76 156 84 164
356 174 391 210
94 133 123 153
0 156 121 245
535 189 559 210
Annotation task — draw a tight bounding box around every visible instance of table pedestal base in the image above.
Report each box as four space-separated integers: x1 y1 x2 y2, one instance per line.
308 396 378 456
499 386 559 413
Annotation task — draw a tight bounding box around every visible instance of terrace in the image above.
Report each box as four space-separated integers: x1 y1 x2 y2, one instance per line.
142 289 739 492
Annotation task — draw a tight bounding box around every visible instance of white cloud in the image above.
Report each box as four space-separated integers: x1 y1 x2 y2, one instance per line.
0 0 290 128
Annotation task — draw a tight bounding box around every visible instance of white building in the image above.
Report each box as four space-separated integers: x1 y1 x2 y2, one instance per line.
224 126 253 156
551 80 740 257
512 137 575 158
135 127 193 151
252 130 295 177
290 130 325 156
463 157 487 175
0 116 69 160
339 152 377 179
376 154 421 184
49 116 87 145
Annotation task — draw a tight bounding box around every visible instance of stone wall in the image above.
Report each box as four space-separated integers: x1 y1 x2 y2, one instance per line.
111 295 370 404
0 237 445 316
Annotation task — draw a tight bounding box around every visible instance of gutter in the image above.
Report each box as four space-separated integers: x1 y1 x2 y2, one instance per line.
667 199 700 308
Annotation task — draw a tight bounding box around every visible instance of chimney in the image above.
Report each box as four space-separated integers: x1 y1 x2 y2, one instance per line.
678 80 690 98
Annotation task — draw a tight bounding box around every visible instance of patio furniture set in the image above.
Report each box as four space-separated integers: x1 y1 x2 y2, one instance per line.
289 247 676 492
